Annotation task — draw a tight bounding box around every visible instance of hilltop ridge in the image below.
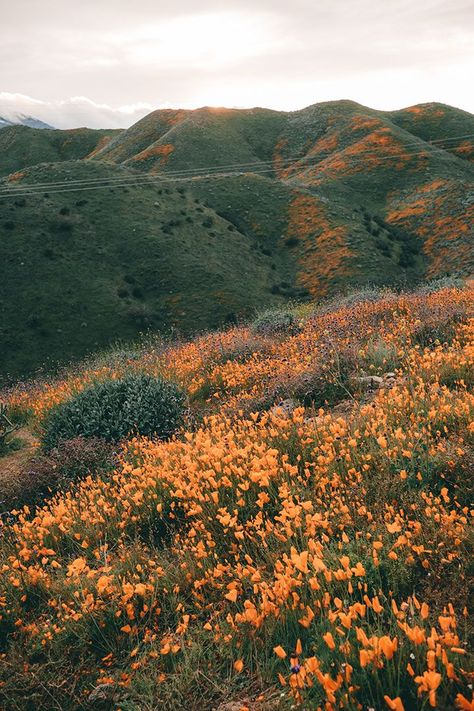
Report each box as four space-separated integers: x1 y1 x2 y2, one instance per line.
0 99 473 381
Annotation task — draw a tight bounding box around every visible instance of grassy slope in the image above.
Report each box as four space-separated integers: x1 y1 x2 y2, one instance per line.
0 100 473 381
0 125 121 177
0 283 473 710
92 99 474 288
0 162 286 382
388 102 474 161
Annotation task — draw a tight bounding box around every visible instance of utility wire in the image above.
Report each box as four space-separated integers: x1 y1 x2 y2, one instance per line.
2 129 472 190
0 133 472 199
1 131 473 193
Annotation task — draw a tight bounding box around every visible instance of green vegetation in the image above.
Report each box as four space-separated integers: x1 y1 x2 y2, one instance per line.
0 125 121 177
0 99 473 382
0 163 285 382
0 283 473 710
251 307 298 336
41 372 186 449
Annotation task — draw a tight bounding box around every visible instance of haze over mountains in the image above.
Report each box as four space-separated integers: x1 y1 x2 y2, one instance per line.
0 99 473 381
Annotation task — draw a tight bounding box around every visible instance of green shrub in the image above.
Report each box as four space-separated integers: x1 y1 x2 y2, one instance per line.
251 308 298 337
41 374 186 450
319 286 395 314
416 275 464 295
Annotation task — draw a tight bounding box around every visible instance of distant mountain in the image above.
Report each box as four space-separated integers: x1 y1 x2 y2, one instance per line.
0 124 122 177
0 112 54 130
0 100 472 381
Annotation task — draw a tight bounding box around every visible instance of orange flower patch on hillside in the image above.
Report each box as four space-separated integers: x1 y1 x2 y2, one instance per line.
7 284 474 423
386 180 474 278
1 297 473 708
130 143 175 169
349 114 384 132
404 105 445 119
7 170 26 183
85 135 114 159
286 192 354 296
452 141 474 161
301 129 414 185
161 109 187 127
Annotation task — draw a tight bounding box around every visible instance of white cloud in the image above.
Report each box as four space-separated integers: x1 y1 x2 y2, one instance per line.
107 10 286 69
0 93 154 129
1 1 473 124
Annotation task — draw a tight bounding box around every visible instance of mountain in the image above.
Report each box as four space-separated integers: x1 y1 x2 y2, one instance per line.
0 100 473 381
0 124 122 177
0 112 54 130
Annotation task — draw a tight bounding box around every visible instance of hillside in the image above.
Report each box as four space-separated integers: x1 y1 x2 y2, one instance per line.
0 100 473 381
0 162 287 381
0 282 473 710
0 124 121 177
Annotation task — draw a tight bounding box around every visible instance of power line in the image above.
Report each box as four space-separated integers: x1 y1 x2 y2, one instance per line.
0 133 472 200
1 130 473 194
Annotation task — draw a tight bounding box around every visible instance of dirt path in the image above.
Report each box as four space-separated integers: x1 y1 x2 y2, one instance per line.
0 427 39 508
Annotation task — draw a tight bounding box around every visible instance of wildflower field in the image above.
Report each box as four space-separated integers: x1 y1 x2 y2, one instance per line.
1 283 473 710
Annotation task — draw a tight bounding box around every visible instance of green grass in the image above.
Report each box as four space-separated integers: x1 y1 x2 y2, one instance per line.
0 99 473 382
0 125 121 177
0 162 285 382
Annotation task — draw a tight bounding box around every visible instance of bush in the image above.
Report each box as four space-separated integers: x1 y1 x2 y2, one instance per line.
318 286 395 314
41 374 186 450
416 275 464 295
251 308 299 337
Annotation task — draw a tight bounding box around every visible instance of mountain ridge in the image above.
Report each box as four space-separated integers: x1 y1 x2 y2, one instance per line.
0 99 472 381
0 112 54 130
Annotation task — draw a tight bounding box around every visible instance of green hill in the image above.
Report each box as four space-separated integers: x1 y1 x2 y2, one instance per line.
0 124 121 177
91 99 474 288
0 162 289 381
0 100 473 381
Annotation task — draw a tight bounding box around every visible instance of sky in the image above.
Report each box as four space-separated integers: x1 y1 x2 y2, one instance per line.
1 0 473 128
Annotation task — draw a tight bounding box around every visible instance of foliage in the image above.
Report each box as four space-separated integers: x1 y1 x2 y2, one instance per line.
41 373 186 450
417 275 465 295
1 283 473 709
251 308 299 337
1 100 473 381
318 285 396 314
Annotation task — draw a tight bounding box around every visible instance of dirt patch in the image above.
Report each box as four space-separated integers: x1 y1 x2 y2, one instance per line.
0 427 39 510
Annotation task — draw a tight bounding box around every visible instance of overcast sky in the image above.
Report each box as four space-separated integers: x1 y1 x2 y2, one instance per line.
1 0 473 128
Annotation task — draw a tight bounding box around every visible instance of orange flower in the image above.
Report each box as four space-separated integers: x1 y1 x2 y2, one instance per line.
372 596 384 613
415 671 441 708
456 693 474 711
384 696 405 711
225 589 238 603
323 632 336 650
379 636 398 660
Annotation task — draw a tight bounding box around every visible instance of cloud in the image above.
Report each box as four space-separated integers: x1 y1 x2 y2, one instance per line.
0 93 154 129
1 0 473 123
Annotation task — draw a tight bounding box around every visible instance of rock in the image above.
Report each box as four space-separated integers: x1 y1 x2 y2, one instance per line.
384 372 396 379
88 683 117 705
354 375 383 388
